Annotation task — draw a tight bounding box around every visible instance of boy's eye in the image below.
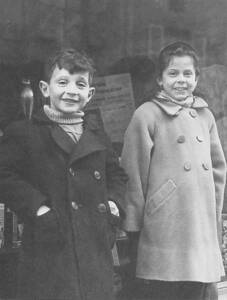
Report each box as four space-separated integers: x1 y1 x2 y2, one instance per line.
58 80 68 85
77 81 87 88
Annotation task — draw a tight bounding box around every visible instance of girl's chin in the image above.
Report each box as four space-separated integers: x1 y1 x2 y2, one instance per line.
175 97 187 101
173 93 189 101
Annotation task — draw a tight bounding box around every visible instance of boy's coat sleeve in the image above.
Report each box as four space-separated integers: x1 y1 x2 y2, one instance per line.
0 124 47 218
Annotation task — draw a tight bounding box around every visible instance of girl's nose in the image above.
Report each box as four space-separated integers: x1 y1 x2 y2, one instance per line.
176 74 186 83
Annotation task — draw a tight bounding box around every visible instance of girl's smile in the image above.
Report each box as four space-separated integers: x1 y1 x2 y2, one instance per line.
158 55 198 101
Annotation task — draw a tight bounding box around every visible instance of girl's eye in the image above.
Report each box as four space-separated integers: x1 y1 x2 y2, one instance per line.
168 71 178 76
184 71 193 77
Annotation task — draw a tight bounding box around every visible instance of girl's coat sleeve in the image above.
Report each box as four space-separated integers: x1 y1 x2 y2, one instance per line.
209 115 227 223
105 140 128 214
121 109 154 231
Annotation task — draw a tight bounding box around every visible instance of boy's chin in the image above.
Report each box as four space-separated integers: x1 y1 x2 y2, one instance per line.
61 105 84 114
63 109 82 115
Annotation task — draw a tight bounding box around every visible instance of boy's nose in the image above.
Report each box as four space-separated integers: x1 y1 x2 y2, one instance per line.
66 83 78 94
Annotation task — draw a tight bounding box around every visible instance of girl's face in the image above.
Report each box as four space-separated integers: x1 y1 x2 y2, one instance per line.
158 55 198 101
39 66 95 114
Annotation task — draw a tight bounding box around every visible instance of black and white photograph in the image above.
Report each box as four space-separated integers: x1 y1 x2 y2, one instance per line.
0 1 226 299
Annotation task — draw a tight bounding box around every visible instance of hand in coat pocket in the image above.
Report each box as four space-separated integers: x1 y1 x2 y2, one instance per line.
34 209 65 248
107 202 121 249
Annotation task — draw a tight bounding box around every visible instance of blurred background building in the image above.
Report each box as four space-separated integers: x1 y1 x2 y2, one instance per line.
0 2 227 298
0 0 227 177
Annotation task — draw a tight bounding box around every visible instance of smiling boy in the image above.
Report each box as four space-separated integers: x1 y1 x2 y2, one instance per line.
40 54 95 115
0 48 127 300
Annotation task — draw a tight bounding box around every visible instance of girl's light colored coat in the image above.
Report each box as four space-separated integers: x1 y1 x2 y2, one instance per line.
121 99 226 282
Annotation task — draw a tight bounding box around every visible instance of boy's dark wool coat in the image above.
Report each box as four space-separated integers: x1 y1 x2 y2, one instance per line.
0 108 128 300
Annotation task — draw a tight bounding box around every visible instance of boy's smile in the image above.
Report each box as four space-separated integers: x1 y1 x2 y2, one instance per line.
40 67 95 114
158 55 198 101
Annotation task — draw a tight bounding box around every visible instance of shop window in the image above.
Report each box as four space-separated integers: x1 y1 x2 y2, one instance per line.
168 0 185 13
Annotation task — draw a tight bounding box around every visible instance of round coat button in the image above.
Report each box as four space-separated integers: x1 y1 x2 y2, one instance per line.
184 162 191 171
69 168 75 176
202 163 209 170
177 135 186 143
189 110 197 118
196 135 203 142
94 170 101 180
98 203 107 213
71 201 78 210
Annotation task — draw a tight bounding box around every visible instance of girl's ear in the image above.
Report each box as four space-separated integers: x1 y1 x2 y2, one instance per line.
39 81 50 98
87 87 95 102
156 77 163 88
195 74 199 85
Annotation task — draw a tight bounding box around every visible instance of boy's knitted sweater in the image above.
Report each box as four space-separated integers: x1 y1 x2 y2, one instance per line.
44 105 84 143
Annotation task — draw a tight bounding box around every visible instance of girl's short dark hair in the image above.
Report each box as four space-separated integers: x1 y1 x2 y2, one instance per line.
157 41 200 79
44 48 95 84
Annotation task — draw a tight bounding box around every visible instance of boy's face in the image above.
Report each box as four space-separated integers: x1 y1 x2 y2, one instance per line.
158 55 198 101
39 66 95 114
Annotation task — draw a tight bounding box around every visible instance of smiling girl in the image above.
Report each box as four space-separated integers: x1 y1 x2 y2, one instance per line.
121 42 226 300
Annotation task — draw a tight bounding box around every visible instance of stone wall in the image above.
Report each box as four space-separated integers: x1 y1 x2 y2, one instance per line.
0 0 82 64
1 0 227 70
85 0 227 71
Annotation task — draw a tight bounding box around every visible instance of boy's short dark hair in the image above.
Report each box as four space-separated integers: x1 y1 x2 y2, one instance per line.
157 41 200 79
44 48 95 84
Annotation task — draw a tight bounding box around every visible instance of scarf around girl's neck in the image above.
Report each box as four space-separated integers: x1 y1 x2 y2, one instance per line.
155 90 194 107
152 90 196 116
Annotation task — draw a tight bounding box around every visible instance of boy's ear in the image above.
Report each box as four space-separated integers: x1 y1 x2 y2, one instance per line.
39 81 50 98
88 87 95 101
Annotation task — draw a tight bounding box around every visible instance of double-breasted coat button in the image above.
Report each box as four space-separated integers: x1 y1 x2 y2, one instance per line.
177 135 186 143
189 110 197 118
98 203 107 213
202 163 209 170
69 167 75 176
94 170 101 180
71 201 79 210
184 162 191 171
196 135 203 142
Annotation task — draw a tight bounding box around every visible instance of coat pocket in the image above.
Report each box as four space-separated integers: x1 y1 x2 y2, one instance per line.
34 209 65 248
146 179 177 216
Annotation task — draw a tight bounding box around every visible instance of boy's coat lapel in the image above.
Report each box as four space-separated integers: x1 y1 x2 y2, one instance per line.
34 108 107 163
49 124 106 163
69 127 106 164
50 125 75 154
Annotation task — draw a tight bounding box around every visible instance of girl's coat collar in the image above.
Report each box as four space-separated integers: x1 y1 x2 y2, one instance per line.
152 96 208 116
